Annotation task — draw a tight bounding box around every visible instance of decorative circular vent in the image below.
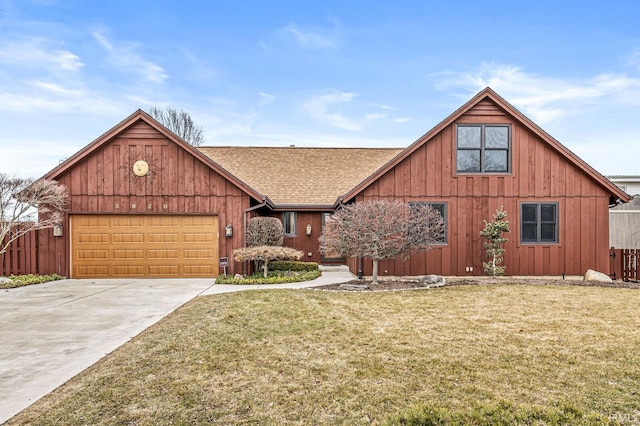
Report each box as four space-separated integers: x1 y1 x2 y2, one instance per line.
132 160 149 177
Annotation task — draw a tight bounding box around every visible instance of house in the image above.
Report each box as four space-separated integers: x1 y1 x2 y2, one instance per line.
26 87 629 279
607 175 640 197
609 199 640 249
607 175 640 249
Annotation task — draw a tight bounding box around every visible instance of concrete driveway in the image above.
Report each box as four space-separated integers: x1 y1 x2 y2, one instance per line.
0 278 215 423
0 267 354 423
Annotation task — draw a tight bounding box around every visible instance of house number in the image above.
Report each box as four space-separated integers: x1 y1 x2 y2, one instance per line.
115 203 119 209
163 204 168 209
147 203 152 209
131 203 136 209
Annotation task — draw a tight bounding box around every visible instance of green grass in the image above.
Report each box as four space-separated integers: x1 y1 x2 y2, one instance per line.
0 273 64 289
7 284 640 425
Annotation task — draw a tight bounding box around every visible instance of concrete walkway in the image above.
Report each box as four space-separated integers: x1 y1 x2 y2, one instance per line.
0 266 354 424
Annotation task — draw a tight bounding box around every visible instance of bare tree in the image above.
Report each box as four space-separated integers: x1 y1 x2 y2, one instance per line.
233 246 303 278
246 217 284 247
0 174 68 255
320 199 445 284
148 107 205 146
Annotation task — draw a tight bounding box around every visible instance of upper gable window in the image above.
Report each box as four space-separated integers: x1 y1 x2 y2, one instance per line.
456 125 510 173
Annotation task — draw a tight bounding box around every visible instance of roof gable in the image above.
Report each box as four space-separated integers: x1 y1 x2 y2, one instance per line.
341 87 630 204
43 110 266 203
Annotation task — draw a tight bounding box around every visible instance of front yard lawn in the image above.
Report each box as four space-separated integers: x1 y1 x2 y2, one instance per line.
7 284 640 425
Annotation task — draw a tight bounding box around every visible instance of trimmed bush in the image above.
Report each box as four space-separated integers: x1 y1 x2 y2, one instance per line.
233 245 303 278
215 269 320 285
246 216 284 247
1 274 65 289
270 261 319 272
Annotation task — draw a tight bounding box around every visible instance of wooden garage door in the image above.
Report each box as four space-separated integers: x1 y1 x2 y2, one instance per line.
71 215 219 278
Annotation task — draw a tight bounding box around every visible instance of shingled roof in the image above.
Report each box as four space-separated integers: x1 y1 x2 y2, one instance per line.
197 146 403 207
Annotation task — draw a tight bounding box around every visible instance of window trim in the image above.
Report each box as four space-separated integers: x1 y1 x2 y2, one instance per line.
456 124 511 174
520 202 559 244
408 201 448 245
282 212 297 237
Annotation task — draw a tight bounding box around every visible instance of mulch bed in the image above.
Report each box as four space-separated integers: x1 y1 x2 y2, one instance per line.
313 277 640 291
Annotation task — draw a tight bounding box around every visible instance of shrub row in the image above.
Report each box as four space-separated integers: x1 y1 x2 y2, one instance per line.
216 269 321 285
269 260 319 272
0 274 65 289
385 400 615 426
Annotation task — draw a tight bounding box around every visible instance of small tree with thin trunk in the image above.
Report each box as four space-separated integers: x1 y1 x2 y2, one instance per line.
148 107 205 146
0 174 68 256
233 246 303 278
480 207 510 278
320 199 445 284
245 217 284 273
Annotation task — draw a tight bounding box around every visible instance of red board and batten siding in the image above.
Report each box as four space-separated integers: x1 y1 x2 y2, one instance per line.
349 100 612 277
51 120 251 277
270 211 327 264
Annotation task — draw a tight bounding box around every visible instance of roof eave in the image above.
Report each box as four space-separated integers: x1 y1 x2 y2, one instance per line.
269 203 336 212
340 88 494 202
340 87 631 203
43 110 267 203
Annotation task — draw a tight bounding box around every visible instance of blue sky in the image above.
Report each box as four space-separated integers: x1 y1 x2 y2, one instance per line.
1 0 639 178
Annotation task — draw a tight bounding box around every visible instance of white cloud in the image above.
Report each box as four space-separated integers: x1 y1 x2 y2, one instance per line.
178 46 220 82
0 75 130 115
92 32 113 51
266 20 342 52
301 90 362 131
627 49 640 70
258 92 276 107
0 38 84 71
196 98 258 140
283 24 338 50
437 62 640 124
92 31 168 83
31 80 83 96
365 112 385 121
300 90 395 131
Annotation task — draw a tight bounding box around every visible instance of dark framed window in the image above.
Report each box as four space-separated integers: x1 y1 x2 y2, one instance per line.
520 203 558 244
457 124 510 173
282 212 296 236
408 202 447 244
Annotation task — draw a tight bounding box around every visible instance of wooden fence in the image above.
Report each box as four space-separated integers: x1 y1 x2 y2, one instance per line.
1 229 41 276
610 247 639 282
1 227 66 277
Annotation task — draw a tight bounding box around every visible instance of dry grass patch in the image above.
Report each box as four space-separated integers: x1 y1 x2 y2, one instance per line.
8 284 640 425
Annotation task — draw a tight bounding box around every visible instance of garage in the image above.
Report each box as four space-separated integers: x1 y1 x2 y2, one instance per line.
71 215 219 278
